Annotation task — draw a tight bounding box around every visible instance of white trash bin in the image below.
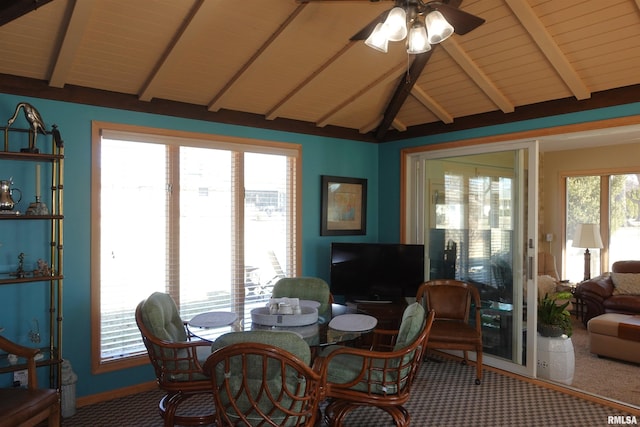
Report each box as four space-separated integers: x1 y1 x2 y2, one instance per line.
60 359 78 418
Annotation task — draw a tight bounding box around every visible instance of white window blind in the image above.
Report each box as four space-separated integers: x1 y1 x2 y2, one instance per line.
92 123 300 369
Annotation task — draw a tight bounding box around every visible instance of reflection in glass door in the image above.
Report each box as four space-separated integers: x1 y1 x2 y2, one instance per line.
408 146 533 371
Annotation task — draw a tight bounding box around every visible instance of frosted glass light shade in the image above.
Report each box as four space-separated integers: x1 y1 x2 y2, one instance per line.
384 7 407 42
426 10 454 44
365 23 389 53
407 23 430 54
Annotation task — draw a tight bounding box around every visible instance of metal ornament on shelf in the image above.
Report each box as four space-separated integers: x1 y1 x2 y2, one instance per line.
25 196 49 215
6 102 47 153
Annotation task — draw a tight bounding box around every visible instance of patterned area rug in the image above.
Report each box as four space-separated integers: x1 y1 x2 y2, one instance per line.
62 355 638 427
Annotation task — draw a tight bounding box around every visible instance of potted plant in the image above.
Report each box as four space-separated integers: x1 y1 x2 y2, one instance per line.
537 292 573 337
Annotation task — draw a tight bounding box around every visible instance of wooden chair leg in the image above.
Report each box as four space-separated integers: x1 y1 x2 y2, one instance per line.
475 346 483 385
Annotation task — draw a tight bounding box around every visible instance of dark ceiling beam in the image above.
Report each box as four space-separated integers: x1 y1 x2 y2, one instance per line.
0 0 56 27
1 73 639 145
0 73 380 143
381 82 640 142
374 0 462 141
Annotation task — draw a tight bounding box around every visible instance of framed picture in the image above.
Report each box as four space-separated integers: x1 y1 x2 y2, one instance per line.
321 175 367 236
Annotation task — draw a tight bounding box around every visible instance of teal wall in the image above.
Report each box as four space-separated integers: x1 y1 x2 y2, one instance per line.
1 90 640 398
0 93 379 397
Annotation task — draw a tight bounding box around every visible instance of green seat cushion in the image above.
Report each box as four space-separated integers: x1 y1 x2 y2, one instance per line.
322 303 425 396
210 331 312 426
140 292 187 342
140 292 209 381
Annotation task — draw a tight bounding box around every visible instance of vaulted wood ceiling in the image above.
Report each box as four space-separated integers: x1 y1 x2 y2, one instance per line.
1 0 640 143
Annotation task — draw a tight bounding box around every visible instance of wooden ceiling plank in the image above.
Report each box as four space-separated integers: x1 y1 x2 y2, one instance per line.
505 0 590 100
138 0 206 102
316 61 406 128
410 85 454 124
266 42 355 121
0 0 56 27
49 0 95 88
441 38 514 114
207 3 308 112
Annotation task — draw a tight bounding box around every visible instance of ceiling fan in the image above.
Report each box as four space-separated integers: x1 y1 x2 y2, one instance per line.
350 0 485 53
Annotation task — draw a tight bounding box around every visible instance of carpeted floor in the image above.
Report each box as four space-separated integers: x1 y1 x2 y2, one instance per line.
570 318 640 407
62 354 639 427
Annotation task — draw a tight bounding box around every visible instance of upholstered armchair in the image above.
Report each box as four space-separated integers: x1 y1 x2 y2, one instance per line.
271 277 333 322
135 292 215 426
204 330 325 426
321 303 435 427
0 335 60 427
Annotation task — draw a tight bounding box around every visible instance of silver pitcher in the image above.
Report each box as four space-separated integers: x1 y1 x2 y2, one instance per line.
0 179 22 210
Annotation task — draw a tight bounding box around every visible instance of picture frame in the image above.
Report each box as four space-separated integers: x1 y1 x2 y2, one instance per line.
321 175 367 236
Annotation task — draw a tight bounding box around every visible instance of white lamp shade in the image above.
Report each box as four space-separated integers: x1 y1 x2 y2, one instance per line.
365 22 389 53
407 23 431 54
384 7 408 42
572 223 604 249
425 10 454 44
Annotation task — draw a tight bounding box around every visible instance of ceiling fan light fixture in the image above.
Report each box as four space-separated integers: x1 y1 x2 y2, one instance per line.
365 22 389 53
407 21 430 54
384 7 408 42
425 10 454 44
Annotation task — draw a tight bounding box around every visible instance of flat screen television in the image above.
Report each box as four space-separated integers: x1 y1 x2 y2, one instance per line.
330 242 425 302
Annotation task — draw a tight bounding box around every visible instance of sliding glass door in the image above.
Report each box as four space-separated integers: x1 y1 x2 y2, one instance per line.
404 141 537 375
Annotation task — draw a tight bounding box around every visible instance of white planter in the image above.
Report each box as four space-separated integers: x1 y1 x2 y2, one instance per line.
537 334 575 385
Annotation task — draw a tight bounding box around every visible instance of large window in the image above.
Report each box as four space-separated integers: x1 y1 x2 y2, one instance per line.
565 172 640 280
90 123 301 373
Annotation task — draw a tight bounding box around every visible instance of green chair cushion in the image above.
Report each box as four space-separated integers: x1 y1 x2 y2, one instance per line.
140 292 209 381
140 292 187 342
393 302 425 351
321 303 425 396
210 331 312 425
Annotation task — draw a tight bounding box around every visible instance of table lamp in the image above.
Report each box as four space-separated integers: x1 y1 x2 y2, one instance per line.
572 223 603 281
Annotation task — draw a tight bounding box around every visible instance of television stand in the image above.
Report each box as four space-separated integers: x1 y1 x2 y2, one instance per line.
350 299 408 330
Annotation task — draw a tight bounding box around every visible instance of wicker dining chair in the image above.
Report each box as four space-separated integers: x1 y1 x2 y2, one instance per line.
321 303 435 427
204 330 325 426
135 292 215 426
416 279 483 384
271 277 333 323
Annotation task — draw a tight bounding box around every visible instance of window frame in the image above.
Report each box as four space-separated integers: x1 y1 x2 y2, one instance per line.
560 166 640 279
90 121 302 374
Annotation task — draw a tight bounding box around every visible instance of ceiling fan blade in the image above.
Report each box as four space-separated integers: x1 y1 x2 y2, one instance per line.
431 2 485 35
350 9 391 41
